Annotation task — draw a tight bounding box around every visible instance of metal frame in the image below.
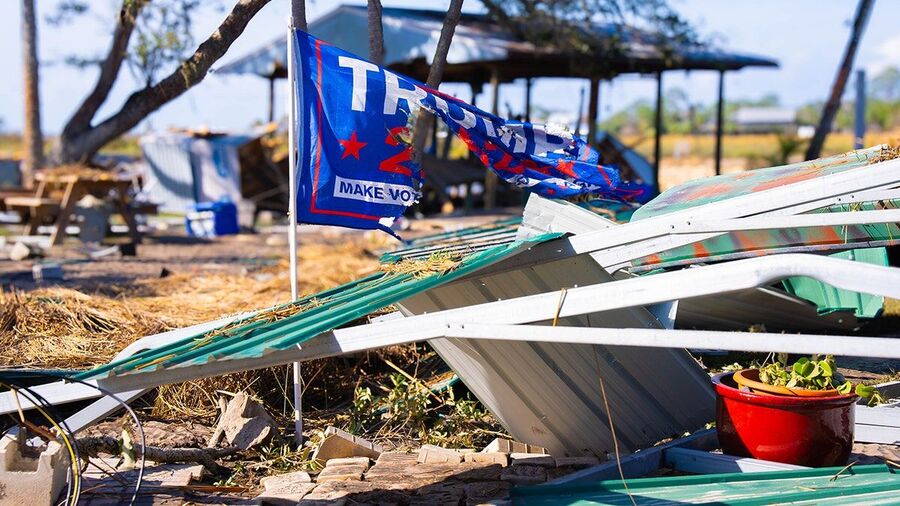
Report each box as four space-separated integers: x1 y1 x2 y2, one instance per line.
47 252 898 394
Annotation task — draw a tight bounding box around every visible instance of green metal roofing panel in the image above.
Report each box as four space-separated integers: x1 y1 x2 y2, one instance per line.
632 146 886 220
782 247 888 319
512 464 900 505
73 233 561 381
381 217 522 263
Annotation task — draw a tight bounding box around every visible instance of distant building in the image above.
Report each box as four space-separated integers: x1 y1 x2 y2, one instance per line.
732 107 796 134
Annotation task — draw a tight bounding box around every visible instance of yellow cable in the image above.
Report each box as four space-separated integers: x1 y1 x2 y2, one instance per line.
1 383 80 506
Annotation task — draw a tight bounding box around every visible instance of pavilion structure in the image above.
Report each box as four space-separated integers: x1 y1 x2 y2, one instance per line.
217 4 777 204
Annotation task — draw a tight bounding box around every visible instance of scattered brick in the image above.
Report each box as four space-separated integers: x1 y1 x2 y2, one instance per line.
510 453 555 467
325 456 371 470
316 464 366 482
465 452 509 467
417 444 464 464
482 437 548 455
312 427 383 466
500 464 548 485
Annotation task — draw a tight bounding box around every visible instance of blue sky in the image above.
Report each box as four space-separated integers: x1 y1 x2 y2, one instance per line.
2 0 900 134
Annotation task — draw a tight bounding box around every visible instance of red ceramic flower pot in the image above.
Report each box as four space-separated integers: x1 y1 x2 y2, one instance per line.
712 372 857 467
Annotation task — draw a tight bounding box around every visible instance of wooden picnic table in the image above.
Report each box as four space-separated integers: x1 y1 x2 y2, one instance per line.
7 170 141 246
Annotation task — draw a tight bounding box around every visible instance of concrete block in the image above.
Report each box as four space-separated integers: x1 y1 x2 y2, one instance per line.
312 426 382 465
417 444 463 464
509 453 555 467
465 452 509 467
500 464 547 486
0 434 70 506
554 456 600 468
301 479 373 503
481 438 548 455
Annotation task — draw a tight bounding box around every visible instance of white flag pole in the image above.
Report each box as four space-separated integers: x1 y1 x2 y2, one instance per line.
286 21 303 446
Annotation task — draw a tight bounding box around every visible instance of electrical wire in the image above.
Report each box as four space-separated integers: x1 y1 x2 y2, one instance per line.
0 370 147 506
0 382 80 505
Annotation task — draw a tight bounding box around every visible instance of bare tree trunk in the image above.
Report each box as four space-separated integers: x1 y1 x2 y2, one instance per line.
412 0 464 161
805 0 874 161
53 0 273 165
368 0 385 65
21 0 43 186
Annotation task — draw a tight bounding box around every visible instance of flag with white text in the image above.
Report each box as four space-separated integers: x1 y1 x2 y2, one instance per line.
293 30 645 235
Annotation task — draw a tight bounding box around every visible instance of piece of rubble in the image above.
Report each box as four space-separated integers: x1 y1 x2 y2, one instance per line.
213 392 279 451
300 479 374 503
9 241 38 261
509 453 555 467
464 452 509 467
255 470 316 505
481 437 548 455
411 481 466 505
316 463 367 482
417 444 464 464
0 433 69 506
465 481 511 505
500 464 547 485
325 456 370 470
312 426 383 465
554 456 601 468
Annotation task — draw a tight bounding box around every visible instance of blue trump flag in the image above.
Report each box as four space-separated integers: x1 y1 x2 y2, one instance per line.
292 30 645 235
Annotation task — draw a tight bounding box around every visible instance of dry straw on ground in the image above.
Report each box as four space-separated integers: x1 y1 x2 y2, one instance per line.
0 241 378 370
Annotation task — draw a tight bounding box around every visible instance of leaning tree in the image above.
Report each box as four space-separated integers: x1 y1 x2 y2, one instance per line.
49 0 273 165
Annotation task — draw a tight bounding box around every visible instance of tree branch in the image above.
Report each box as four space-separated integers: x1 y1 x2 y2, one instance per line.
76 436 239 474
61 0 148 137
57 0 273 164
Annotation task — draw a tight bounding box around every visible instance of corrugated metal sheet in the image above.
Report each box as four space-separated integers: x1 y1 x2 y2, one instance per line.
398 249 715 456
382 217 522 262
216 5 777 80
520 195 868 334
74 233 560 381
513 464 900 505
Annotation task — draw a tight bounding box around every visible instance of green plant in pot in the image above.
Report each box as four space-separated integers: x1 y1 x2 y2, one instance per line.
734 355 886 405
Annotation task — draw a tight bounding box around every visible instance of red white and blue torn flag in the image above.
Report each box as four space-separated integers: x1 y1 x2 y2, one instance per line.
292 29 645 236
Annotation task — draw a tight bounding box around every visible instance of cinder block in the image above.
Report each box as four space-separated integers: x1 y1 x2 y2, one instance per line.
509 453 555 467
416 444 463 464
481 438 548 455
312 427 383 466
0 433 70 506
464 452 509 467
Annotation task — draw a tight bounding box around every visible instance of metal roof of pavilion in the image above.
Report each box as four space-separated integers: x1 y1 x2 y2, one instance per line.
216 4 777 83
